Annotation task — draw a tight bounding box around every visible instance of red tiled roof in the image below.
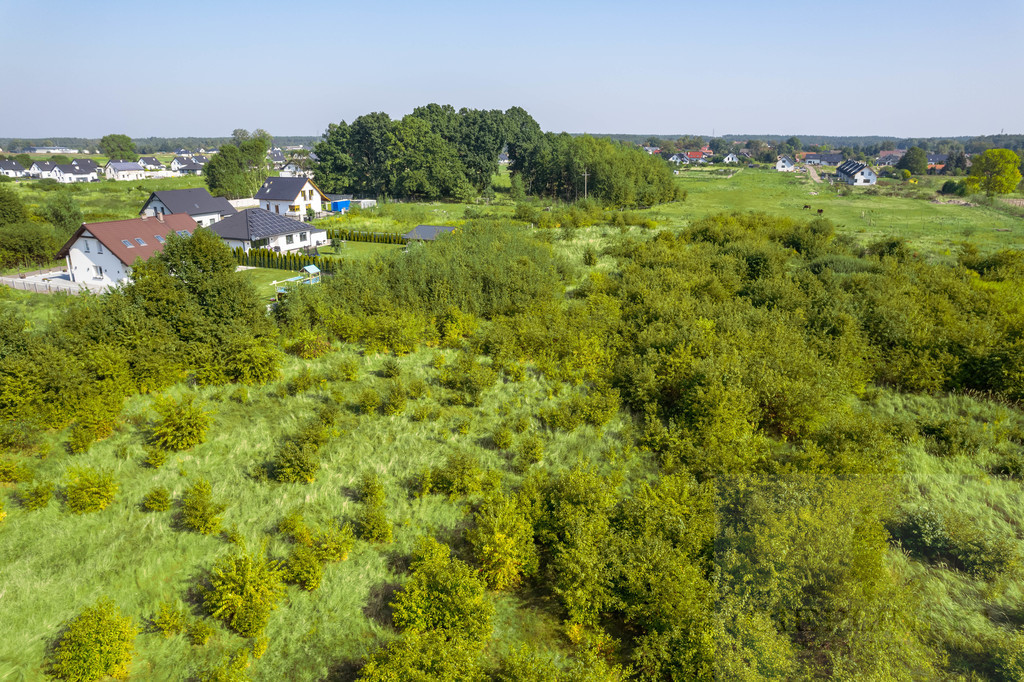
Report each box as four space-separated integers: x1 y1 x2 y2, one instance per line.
56 214 198 265
685 151 704 159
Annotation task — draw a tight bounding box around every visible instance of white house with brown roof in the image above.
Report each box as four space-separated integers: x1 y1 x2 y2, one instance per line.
254 176 329 219
56 214 197 286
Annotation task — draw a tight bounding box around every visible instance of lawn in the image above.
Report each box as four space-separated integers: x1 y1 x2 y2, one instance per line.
237 267 300 296
317 242 406 261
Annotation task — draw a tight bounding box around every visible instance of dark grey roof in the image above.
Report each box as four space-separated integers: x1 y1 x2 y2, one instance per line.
267 149 286 162
192 155 209 165
143 188 236 218
33 160 57 171
254 176 321 201
56 164 91 175
210 208 313 241
172 156 191 165
403 225 457 241
0 160 24 172
139 156 162 167
176 161 205 172
107 161 144 171
326 193 353 202
926 153 948 164
71 158 99 170
837 160 868 176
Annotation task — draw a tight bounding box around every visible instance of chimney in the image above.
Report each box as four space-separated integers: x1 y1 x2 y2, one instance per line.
156 213 164 223
141 214 148 221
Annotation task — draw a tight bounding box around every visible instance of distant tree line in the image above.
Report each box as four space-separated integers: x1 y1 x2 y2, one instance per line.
0 135 320 154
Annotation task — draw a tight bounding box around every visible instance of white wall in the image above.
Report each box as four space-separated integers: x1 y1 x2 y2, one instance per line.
237 228 328 253
66 234 128 286
143 198 223 226
261 180 322 217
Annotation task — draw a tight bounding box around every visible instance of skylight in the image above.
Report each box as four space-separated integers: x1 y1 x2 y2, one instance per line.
154 235 165 243
177 230 191 237
121 240 134 248
135 238 147 246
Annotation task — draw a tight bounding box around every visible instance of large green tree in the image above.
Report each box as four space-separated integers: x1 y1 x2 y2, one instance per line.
204 134 271 199
98 134 138 162
896 146 928 175
0 186 28 226
43 191 83 235
966 148 1023 196
312 122 354 194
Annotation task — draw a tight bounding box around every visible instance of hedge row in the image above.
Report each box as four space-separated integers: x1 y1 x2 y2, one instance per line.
233 247 339 274
326 228 407 245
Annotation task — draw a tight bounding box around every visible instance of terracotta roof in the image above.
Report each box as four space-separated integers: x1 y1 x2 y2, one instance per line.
685 151 704 159
56 214 197 265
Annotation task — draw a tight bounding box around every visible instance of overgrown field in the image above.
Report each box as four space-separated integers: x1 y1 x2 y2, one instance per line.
2 172 1024 680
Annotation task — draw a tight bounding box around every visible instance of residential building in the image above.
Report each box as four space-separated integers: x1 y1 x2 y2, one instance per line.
139 188 237 227
836 160 877 186
668 153 685 164
0 160 25 177
175 161 205 176
685 151 706 164
775 156 796 172
71 159 100 173
723 153 739 164
268 148 286 166
209 208 328 253
280 160 312 178
170 156 192 171
402 225 457 242
805 153 844 166
104 160 145 181
56 214 196 286
498 152 510 165
876 149 906 165
254 176 329 219
139 156 164 170
29 160 58 179
54 164 97 183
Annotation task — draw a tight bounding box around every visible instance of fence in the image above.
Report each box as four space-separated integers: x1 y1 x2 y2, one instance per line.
0 277 104 295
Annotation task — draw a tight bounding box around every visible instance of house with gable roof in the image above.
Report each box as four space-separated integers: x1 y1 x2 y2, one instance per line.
0 159 25 178
836 160 877 186
139 156 164 170
209 208 328 253
104 160 145 181
29 160 58 179
254 176 329 220
54 164 97 183
71 159 100 173
139 188 237 227
775 156 796 172
56 214 197 286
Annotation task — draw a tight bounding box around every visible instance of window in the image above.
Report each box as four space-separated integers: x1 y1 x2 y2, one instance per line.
275 205 279 214
177 230 190 237
135 238 147 246
286 234 294 245
97 242 103 254
299 232 307 241
252 238 268 248
121 239 134 248
289 204 300 213
83 240 90 253
93 265 103 279
154 234 165 243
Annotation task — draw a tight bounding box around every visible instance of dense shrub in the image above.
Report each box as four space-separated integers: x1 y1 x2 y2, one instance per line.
150 394 213 451
287 330 331 359
181 478 228 535
421 450 485 499
203 545 285 637
285 545 324 591
152 601 187 638
142 487 172 512
20 481 54 510
49 598 137 682
381 357 401 378
466 493 539 590
390 537 495 647
272 443 320 483
358 388 381 415
186 620 214 646
313 522 355 563
356 503 393 544
0 455 33 483
63 468 118 514
890 507 1018 580
381 380 407 416
335 357 359 381
357 631 484 682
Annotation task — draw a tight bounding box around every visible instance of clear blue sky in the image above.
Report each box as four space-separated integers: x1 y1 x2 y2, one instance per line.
1 0 1021 139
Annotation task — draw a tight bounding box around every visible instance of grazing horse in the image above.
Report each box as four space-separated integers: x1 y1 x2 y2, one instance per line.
817 208 824 216
803 205 810 210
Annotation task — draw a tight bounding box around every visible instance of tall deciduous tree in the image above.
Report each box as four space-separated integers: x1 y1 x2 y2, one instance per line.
896 147 928 175
98 134 138 162
205 136 271 199
0 186 28 226
966 149 1023 196
43 190 83 234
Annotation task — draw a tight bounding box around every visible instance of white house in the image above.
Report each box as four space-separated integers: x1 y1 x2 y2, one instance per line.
29 161 58 179
0 160 25 177
279 160 313 178
56 214 197 287
723 153 739 164
54 164 97 183
836 160 877 186
71 158 100 174
175 161 205 176
139 156 163 170
775 156 796 172
254 176 329 219
104 161 146 181
139 188 237 227
210 208 328 253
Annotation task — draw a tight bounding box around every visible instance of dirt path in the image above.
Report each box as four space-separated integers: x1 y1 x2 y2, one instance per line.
806 164 822 183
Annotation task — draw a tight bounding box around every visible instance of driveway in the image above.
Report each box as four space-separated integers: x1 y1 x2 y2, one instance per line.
806 165 823 183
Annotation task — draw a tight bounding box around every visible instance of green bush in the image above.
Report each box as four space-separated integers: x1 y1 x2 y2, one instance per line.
197 648 251 682
150 394 213 451
467 493 539 590
335 357 359 381
517 434 544 466
20 481 54 510
202 545 285 637
144 448 169 469
583 245 598 266
0 455 33 483
278 510 313 546
285 545 324 591
495 644 561 682
406 378 429 399
358 471 386 506
890 507 1018 580
381 357 402 378
287 330 331 359
186 619 214 646
181 478 228 535
313 522 355 562
287 367 322 395
142 486 172 512
49 598 137 682
381 380 407 416
272 442 320 483
358 388 381 415
424 450 485 499
356 503 393 544
357 630 483 682
492 426 514 450
63 468 118 514
411 403 441 422
152 601 187 638
390 537 495 647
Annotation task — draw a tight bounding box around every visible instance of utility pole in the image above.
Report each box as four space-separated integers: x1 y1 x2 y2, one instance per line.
582 167 589 200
